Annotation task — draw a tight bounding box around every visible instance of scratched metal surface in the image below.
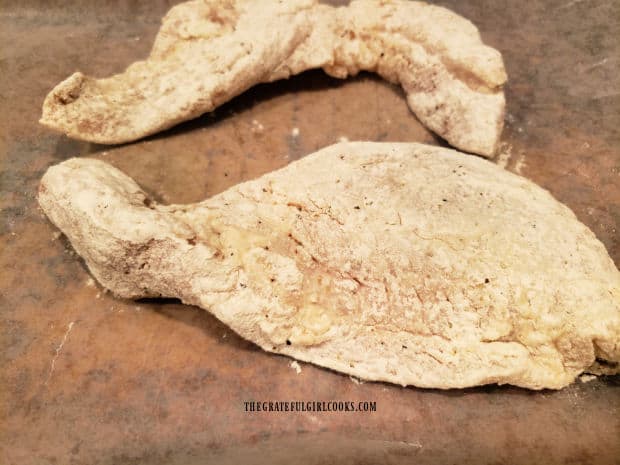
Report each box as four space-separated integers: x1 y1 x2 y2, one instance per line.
1 1 619 464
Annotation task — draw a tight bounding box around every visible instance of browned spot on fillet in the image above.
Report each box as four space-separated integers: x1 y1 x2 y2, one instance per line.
77 118 104 135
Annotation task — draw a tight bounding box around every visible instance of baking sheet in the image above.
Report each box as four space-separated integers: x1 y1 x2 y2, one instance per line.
1 1 619 464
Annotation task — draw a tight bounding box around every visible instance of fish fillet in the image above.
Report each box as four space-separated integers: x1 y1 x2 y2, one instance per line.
40 0 506 156
38 142 620 389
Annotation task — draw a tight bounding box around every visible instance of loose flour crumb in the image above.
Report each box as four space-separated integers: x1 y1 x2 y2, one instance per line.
290 360 302 374
495 142 512 168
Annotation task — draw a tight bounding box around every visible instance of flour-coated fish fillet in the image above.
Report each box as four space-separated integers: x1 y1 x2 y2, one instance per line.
40 0 506 156
38 142 619 389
